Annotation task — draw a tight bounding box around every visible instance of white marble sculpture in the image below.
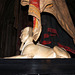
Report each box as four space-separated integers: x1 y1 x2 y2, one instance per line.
5 27 71 58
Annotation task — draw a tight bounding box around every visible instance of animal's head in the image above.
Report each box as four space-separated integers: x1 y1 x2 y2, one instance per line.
20 27 33 43
20 27 33 51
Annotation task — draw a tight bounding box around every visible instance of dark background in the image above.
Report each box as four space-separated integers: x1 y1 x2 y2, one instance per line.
0 0 75 58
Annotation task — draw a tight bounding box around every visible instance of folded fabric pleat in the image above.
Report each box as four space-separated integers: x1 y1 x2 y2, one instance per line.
21 0 75 43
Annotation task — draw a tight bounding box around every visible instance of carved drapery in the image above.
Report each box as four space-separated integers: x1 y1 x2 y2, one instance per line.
21 0 75 43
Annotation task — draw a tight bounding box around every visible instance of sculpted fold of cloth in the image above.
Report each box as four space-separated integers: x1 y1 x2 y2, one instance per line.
21 0 75 43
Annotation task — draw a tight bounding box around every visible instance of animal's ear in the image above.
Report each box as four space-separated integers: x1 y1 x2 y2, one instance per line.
21 27 33 36
28 27 33 36
20 27 30 40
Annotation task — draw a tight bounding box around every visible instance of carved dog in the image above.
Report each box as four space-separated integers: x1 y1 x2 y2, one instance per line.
20 27 71 58
5 27 71 58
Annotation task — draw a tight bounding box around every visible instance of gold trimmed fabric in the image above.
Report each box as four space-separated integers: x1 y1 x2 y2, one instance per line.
29 0 41 41
21 0 75 43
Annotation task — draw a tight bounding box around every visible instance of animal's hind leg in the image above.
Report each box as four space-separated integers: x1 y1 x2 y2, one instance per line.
53 46 71 58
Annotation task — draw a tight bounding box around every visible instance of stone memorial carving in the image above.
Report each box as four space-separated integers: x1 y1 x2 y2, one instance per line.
5 0 74 58
5 27 71 58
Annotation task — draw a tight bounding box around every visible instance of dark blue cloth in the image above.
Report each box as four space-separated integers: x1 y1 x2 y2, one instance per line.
40 13 75 54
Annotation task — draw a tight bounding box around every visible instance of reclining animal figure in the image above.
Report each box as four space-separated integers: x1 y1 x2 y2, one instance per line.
5 27 71 58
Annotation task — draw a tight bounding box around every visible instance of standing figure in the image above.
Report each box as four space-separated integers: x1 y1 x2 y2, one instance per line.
21 0 75 56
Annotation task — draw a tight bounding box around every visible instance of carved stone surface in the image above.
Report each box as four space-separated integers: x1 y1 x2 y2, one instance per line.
5 27 71 58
